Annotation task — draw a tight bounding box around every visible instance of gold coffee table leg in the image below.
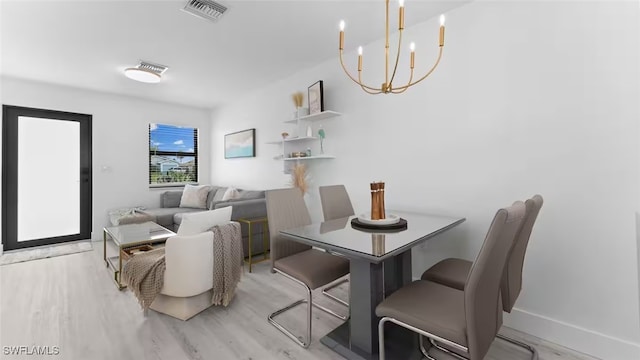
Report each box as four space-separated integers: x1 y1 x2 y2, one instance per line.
248 221 253 272
263 219 269 261
118 248 125 290
103 230 108 267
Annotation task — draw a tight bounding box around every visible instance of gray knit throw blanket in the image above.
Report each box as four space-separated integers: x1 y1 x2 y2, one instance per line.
121 222 244 310
210 222 244 306
121 248 166 310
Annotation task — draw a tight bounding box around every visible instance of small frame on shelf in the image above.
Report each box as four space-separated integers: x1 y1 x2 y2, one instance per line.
308 80 324 115
225 128 256 159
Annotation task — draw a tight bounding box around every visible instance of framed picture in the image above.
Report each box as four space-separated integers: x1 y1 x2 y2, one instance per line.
308 80 324 115
225 128 256 159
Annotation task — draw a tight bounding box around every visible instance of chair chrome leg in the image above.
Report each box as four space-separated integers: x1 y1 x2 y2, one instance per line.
381 319 438 360
268 298 311 348
312 300 348 320
425 333 538 360
268 268 348 348
379 317 469 360
268 270 314 348
429 338 468 360
378 317 389 360
497 333 539 360
419 335 437 360
321 277 349 307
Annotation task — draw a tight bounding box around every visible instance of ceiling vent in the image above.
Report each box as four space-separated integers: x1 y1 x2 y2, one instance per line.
182 0 228 22
137 61 168 76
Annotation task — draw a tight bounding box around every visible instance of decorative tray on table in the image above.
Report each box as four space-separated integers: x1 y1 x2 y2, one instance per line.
351 213 408 231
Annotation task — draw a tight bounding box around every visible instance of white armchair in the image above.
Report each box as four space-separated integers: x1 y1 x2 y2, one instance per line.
149 231 216 320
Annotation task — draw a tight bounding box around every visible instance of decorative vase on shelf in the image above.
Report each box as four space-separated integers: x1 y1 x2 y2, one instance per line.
306 125 312 137
297 107 309 118
318 125 325 154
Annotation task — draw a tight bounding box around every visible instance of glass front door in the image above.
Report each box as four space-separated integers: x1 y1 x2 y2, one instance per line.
2 106 92 250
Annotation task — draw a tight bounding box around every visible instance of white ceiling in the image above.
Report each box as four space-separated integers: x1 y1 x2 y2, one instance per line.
1 0 470 110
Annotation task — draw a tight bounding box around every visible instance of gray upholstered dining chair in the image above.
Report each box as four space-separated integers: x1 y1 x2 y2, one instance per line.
421 195 543 359
320 184 355 221
376 201 527 360
318 184 355 306
266 188 350 348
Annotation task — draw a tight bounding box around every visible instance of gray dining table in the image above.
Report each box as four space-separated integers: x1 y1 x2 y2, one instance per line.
280 210 465 360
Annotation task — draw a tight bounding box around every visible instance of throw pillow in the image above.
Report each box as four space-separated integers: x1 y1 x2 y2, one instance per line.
221 187 240 201
212 187 228 202
177 206 233 236
206 186 222 209
179 184 210 209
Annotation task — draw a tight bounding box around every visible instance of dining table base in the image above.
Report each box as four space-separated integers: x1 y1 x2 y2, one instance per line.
320 249 424 359
321 320 423 360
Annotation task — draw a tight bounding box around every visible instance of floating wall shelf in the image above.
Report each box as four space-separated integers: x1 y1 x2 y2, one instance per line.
283 110 342 124
270 110 342 173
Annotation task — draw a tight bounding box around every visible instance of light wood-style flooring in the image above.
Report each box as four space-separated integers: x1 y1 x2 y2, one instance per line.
0 245 599 360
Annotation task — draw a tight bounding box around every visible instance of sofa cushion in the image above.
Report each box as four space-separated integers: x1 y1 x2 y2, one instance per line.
162 191 183 208
177 206 233 236
238 190 265 200
140 208 201 229
206 186 223 209
180 184 210 209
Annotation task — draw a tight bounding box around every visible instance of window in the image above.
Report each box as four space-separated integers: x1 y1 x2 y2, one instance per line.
149 123 198 186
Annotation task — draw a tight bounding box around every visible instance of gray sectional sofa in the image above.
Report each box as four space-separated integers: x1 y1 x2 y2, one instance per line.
139 185 269 257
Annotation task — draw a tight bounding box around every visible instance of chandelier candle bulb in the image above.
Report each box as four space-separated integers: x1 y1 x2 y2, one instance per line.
339 20 345 50
439 15 446 47
410 42 415 69
358 46 363 71
399 0 405 30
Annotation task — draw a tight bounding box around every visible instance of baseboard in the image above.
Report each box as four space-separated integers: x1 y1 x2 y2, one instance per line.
504 307 640 360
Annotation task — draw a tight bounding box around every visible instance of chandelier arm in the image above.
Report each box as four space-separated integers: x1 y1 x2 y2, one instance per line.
393 47 444 91
359 70 383 94
361 85 382 95
391 69 414 94
340 50 381 92
388 29 404 89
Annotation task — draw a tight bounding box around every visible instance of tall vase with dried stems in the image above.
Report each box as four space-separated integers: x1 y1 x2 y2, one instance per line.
291 92 307 119
290 163 309 195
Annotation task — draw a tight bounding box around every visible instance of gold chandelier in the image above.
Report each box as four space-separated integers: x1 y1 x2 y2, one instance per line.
338 0 446 94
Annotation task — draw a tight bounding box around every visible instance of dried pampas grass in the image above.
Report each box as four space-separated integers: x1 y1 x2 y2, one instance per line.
290 163 309 194
291 92 304 108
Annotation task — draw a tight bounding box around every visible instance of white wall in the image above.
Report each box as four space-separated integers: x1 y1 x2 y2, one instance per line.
0 76 211 241
210 1 640 359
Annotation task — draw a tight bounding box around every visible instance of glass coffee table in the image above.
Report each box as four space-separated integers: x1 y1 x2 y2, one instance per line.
103 221 176 290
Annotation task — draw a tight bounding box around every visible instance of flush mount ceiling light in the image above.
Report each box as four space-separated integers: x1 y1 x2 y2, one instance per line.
338 0 447 94
124 61 168 84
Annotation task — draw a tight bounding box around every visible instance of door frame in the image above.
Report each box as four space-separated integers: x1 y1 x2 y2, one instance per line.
2 105 92 251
